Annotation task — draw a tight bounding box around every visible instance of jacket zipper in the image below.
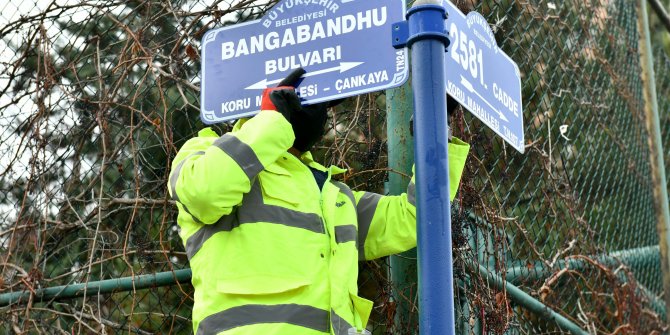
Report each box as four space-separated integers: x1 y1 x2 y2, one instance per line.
285 153 329 236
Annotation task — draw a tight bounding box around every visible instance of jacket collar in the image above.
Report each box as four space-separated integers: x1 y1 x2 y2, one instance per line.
297 151 347 176
232 118 345 175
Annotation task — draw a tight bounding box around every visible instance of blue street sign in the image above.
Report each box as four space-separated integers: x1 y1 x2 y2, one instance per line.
201 0 409 124
443 1 524 153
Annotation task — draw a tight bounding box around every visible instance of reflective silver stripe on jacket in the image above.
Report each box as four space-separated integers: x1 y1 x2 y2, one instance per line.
213 134 264 180
333 181 356 206
356 192 382 261
331 309 354 335
185 181 324 260
170 151 205 224
335 225 357 244
185 214 238 259
407 180 416 206
196 304 330 334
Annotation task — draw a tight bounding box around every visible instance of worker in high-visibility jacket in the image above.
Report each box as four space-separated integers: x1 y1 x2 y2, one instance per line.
168 68 470 335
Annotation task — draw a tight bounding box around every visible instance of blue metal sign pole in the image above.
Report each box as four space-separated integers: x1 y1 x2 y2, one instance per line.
396 1 454 333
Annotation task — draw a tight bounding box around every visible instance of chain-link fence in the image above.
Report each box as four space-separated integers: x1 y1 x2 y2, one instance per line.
1 0 669 334
659 49 670 232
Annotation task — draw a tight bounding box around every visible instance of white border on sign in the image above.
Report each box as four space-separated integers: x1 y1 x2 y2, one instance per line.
200 19 259 123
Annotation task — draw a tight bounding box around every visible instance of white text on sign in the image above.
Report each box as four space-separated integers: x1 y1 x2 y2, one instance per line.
265 46 341 75
449 23 484 87
220 84 319 114
263 0 340 27
493 83 519 117
221 8 388 60
336 71 388 91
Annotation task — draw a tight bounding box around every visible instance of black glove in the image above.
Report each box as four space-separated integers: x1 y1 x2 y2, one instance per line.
260 68 306 120
261 67 344 152
291 98 345 152
290 102 328 152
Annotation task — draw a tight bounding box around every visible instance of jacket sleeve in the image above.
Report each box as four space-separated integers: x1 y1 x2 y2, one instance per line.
357 137 470 261
168 111 295 224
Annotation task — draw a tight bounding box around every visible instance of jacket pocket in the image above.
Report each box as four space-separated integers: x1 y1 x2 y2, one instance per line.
217 275 311 295
349 292 373 331
259 165 301 207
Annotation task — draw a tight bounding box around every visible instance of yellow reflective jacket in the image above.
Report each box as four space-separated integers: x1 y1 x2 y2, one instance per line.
168 110 470 335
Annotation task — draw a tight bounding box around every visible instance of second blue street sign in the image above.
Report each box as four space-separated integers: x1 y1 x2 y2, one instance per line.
201 0 409 124
443 0 524 153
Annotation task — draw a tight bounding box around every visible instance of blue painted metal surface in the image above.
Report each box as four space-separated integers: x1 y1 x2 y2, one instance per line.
401 2 455 334
200 0 409 124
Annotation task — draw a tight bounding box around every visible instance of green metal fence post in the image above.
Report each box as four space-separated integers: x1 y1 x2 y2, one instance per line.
386 76 418 333
637 0 670 322
474 262 590 335
0 269 192 307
